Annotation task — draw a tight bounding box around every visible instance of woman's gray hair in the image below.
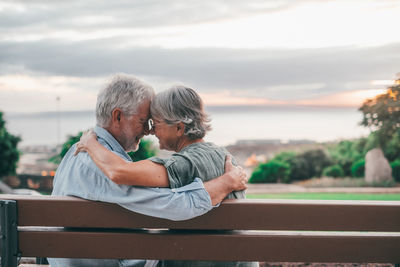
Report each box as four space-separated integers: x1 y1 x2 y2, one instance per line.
150 85 211 140
96 74 154 127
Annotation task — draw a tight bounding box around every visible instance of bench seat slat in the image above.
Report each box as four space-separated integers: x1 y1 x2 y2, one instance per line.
1 195 400 231
18 229 400 263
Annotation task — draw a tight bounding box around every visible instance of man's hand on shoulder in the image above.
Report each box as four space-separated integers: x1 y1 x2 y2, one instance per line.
223 154 248 192
203 155 248 206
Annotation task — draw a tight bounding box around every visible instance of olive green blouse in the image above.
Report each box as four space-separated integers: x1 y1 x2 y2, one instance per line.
150 142 258 267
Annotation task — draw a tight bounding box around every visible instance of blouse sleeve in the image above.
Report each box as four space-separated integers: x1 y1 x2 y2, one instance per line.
149 155 195 188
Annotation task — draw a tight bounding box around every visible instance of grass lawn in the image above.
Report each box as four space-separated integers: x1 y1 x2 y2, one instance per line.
246 193 400 201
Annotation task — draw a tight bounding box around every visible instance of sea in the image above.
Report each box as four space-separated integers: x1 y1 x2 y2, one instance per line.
4 105 370 148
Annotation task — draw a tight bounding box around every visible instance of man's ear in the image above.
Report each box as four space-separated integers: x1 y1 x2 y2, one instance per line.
111 108 123 125
176 122 185 136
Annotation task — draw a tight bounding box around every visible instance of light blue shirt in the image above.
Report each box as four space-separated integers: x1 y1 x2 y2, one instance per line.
48 126 213 267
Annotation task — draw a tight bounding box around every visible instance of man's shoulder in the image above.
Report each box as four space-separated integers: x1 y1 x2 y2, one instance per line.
97 137 113 150
53 144 99 186
57 138 122 173
52 141 124 199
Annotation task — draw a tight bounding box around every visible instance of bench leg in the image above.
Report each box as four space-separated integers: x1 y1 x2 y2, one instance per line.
0 200 18 267
36 257 49 264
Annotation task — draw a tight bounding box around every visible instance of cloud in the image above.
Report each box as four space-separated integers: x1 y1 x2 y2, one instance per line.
295 89 388 107
0 0 302 33
0 39 399 100
0 0 399 112
2 0 398 50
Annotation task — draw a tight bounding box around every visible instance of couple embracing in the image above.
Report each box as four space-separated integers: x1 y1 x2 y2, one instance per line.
49 74 258 267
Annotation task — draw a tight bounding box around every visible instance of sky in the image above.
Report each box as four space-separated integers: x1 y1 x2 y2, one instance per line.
1 0 399 113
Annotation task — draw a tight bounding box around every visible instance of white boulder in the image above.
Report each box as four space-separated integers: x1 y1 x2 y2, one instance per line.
365 148 393 184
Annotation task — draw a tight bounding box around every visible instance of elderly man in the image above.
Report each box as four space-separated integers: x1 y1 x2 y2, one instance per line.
48 74 247 267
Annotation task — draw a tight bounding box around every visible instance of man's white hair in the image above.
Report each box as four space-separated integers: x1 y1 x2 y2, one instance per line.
96 74 154 127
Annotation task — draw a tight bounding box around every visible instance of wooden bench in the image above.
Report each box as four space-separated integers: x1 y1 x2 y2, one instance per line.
1 194 400 266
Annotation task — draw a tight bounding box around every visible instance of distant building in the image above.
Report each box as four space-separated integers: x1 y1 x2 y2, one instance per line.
17 145 58 176
288 139 316 145
235 139 281 145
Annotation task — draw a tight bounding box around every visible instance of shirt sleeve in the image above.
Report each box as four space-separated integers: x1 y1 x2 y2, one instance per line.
149 155 194 188
98 178 213 221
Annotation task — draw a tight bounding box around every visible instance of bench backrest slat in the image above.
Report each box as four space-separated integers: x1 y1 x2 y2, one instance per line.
1 195 400 231
18 229 400 262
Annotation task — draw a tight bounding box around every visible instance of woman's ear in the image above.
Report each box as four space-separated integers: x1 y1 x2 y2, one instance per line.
176 122 185 136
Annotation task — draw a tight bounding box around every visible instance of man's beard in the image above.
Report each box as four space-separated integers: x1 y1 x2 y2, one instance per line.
120 129 140 152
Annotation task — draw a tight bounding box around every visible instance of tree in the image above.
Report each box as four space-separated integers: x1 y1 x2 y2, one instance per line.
383 132 400 162
322 164 345 178
49 132 83 164
0 111 21 177
359 77 400 147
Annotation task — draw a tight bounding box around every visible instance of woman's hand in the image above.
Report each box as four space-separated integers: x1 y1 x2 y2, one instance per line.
74 129 98 156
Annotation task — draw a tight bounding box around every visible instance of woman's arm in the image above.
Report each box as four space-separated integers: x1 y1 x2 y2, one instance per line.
75 130 169 187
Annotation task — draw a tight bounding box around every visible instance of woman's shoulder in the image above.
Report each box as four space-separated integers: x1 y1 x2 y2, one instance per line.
181 141 226 153
177 142 232 165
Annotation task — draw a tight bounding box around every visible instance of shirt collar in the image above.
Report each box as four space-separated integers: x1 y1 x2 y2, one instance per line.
94 125 131 161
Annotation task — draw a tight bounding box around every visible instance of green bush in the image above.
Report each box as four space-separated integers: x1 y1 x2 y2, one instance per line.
274 151 310 182
322 164 344 178
299 149 332 178
351 159 365 177
249 160 290 183
327 140 366 176
249 168 266 184
127 139 157 162
287 156 310 181
390 159 400 182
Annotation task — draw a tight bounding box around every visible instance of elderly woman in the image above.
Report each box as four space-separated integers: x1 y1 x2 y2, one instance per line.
76 85 257 267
